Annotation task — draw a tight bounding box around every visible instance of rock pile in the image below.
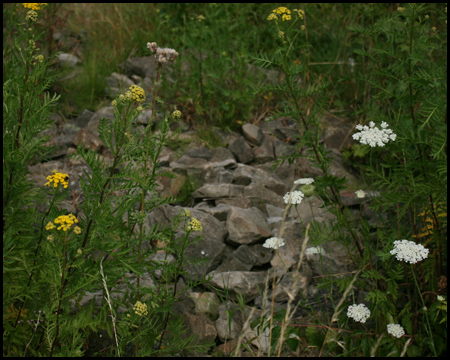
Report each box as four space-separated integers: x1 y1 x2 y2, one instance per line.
26 54 374 354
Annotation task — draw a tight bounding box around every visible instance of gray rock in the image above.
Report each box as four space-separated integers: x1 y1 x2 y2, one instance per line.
58 53 81 68
226 207 271 246
169 155 217 188
233 164 287 196
242 123 264 146
229 136 254 164
185 147 212 161
208 271 267 303
192 183 244 199
254 136 275 164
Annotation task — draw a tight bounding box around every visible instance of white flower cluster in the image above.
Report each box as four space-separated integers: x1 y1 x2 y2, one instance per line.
387 324 405 338
355 190 366 199
283 190 304 205
294 178 314 185
352 121 397 147
263 237 285 249
347 303 371 323
147 42 179 65
390 239 429 264
305 246 326 256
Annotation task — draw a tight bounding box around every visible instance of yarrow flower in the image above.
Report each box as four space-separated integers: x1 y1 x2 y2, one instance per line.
53 214 79 232
45 170 69 189
263 237 285 249
355 190 366 199
305 246 326 256
387 324 405 338
283 190 304 205
187 218 203 232
352 121 397 147
390 239 429 264
347 303 371 323
133 300 148 316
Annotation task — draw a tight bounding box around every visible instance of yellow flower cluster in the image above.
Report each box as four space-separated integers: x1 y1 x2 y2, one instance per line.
187 218 203 232
35 54 44 63
23 3 47 11
413 203 447 240
129 85 146 103
183 209 191 217
397 7 406 13
45 170 69 189
133 301 148 316
53 214 79 232
293 9 305 19
268 7 292 21
172 110 182 119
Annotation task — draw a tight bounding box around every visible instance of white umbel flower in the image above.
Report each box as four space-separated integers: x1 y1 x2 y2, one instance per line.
352 121 397 147
283 190 304 205
390 239 429 264
263 237 285 249
355 190 366 198
294 178 314 185
305 246 326 255
387 324 405 338
347 303 371 323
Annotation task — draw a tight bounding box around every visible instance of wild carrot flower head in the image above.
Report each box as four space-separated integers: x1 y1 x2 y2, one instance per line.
305 246 326 256
347 303 371 323
283 190 304 205
294 178 314 185
45 170 69 189
263 237 285 249
355 190 366 199
387 324 405 338
53 214 79 232
133 301 148 316
352 121 397 147
390 239 429 264
187 218 203 232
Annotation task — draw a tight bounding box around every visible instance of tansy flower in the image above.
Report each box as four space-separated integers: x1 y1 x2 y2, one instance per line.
293 9 305 19
129 85 145 103
172 110 182 119
25 10 38 21
23 3 47 11
45 222 55 230
187 218 203 232
53 214 78 232
74 226 82 235
387 324 405 338
44 170 69 189
133 300 148 316
347 303 371 323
